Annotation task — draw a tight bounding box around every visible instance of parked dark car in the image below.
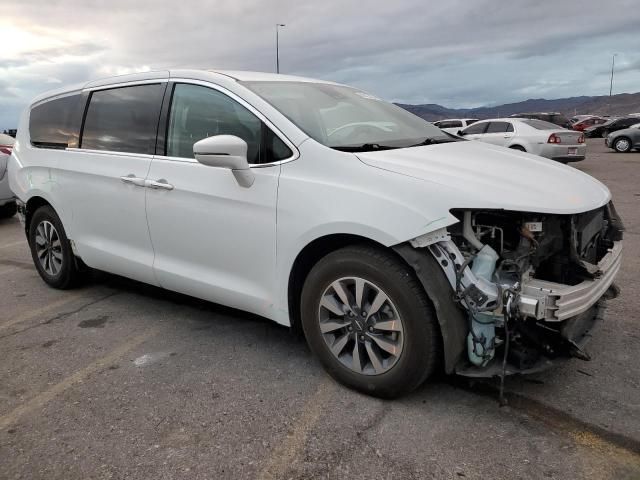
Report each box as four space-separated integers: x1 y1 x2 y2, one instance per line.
509 112 571 128
585 117 640 138
572 116 607 132
605 124 640 152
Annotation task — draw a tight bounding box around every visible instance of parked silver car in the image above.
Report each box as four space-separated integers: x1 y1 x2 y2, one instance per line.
605 123 640 153
459 118 586 163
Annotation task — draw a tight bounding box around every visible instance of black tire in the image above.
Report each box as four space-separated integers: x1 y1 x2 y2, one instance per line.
0 201 17 219
300 245 441 398
28 205 82 289
613 137 632 153
509 145 526 152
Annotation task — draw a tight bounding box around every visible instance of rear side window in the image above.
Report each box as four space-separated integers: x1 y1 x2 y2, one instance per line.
166 83 291 164
463 122 488 134
80 84 165 154
521 119 558 130
466 119 479 125
30 94 81 149
486 122 513 133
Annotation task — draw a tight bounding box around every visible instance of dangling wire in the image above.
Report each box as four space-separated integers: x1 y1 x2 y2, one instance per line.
499 285 519 407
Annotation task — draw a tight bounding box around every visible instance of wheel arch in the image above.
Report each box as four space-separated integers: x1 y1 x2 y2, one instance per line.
24 195 54 236
287 234 462 374
287 233 384 334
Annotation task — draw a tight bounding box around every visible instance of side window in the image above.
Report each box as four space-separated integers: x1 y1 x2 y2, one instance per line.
486 122 511 133
166 83 291 164
466 119 479 125
30 94 81 149
80 84 165 154
464 122 489 135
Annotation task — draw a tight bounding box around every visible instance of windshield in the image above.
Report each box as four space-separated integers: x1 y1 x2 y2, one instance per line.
243 81 452 150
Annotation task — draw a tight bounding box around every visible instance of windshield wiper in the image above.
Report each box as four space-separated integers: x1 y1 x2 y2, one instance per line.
406 136 458 148
331 143 400 152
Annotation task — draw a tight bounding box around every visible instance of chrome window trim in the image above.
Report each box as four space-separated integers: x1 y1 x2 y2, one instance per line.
166 78 300 166
152 155 279 170
84 78 169 92
64 148 154 160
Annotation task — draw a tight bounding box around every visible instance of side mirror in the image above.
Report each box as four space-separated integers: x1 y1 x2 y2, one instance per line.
193 135 255 188
457 130 466 136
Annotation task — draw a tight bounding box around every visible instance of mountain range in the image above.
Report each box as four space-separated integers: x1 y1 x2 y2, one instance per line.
397 91 640 121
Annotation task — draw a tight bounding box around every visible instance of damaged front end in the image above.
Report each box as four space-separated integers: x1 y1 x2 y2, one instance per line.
400 202 623 377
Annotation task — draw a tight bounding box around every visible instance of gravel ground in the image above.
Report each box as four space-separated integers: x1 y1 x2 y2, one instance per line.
0 138 639 479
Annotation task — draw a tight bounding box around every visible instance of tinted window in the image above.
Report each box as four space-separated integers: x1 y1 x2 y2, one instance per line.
486 122 512 133
81 84 165 154
166 83 291 164
521 119 559 130
463 122 488 134
30 94 81 148
466 119 479 125
620 118 638 127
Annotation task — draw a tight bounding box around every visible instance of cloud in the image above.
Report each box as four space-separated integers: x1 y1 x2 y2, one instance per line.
1 0 640 129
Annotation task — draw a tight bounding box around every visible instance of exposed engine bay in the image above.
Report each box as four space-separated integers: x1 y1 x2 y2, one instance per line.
412 202 624 376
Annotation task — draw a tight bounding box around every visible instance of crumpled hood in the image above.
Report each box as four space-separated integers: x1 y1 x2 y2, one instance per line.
356 140 610 214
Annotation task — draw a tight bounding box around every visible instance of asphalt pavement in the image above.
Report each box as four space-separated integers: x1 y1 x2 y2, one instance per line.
1 138 639 479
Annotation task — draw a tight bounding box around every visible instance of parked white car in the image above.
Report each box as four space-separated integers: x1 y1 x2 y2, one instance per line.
433 118 479 134
459 118 586 163
8 70 622 398
0 133 16 218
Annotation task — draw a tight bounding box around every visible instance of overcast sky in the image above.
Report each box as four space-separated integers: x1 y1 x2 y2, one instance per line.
2 0 640 129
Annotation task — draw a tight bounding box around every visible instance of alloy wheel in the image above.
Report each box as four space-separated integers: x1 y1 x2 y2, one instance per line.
615 138 630 152
318 276 404 375
35 220 63 276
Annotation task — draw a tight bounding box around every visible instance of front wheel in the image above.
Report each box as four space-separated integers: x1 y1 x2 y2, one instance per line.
28 205 83 289
613 137 632 153
300 245 441 398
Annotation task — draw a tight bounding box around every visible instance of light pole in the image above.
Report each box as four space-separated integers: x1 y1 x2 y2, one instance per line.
609 53 617 96
276 23 285 74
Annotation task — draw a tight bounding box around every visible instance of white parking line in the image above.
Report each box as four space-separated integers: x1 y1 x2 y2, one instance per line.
0 328 158 430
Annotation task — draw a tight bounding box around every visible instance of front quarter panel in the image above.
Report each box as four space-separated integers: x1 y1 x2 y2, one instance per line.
274 139 458 324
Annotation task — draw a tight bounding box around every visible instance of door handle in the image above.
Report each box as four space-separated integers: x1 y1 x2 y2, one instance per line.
146 179 174 190
120 174 146 187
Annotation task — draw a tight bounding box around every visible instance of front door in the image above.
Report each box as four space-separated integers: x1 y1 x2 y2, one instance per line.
145 82 293 316
480 121 515 147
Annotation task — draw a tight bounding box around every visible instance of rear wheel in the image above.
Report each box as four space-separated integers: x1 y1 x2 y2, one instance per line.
509 145 526 152
300 245 441 398
613 137 632 153
28 205 83 289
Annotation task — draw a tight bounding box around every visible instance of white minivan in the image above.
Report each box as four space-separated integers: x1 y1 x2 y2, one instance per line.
8 70 623 397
